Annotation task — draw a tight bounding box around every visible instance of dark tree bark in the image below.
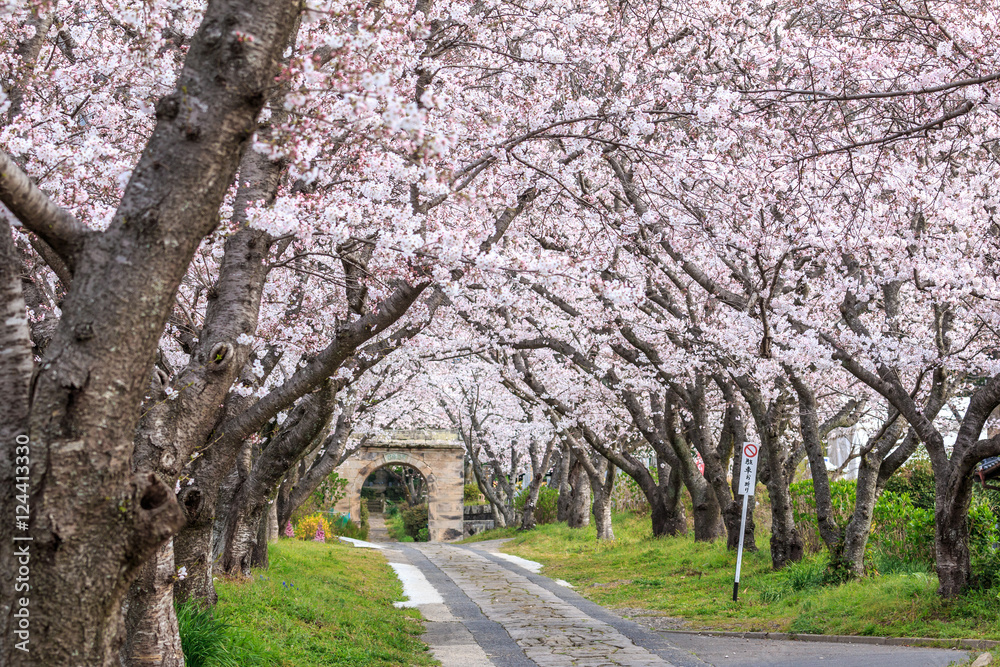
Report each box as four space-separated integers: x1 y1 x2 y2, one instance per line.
649 465 687 537
566 455 592 528
556 444 574 523
0 2 301 663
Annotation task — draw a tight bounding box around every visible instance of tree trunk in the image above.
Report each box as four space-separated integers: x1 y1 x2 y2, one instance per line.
566 457 591 528
174 518 217 605
250 504 271 570
0 4 300 663
590 461 616 541
267 500 280 543
220 382 338 576
121 540 184 667
935 471 975 597
764 461 803 570
557 445 573 522
837 452 879 577
664 392 723 542
648 466 687 537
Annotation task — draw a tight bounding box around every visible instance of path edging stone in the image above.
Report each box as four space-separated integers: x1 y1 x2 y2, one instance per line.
656 629 998 650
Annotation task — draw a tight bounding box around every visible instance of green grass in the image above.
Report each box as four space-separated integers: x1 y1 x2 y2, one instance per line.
459 526 519 543
198 539 438 666
488 512 1000 641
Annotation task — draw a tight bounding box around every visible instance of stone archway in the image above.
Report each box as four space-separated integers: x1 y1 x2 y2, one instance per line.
333 430 465 542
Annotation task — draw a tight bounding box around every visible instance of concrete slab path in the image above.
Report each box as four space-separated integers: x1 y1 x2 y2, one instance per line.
348 537 972 666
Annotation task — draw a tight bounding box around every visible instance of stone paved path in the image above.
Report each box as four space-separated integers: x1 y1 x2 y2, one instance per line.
380 540 705 667
367 512 390 542
344 537 970 667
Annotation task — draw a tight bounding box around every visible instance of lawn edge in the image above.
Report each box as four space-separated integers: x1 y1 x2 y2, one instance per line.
655 629 1000 650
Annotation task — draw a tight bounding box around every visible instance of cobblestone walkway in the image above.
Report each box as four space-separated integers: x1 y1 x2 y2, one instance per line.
344 536 966 667
380 540 704 667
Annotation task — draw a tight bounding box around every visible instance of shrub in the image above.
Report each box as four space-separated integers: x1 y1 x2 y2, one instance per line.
610 471 650 514
385 500 400 518
464 484 484 505
883 460 935 511
969 491 1000 590
515 484 559 525
790 479 856 554
867 490 934 571
400 503 429 541
294 513 331 542
328 512 368 540
386 511 407 541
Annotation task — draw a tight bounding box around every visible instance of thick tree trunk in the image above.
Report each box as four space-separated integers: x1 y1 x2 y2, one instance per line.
566 457 591 528
121 540 184 667
0 4 300 664
935 472 975 597
250 504 271 570
0 220 34 655
590 461 616 541
173 519 216 605
764 461 803 570
648 466 687 537
556 445 573 522
691 481 723 542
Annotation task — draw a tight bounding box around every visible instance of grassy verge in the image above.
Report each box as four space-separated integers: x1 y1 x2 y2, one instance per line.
459 526 519 543
492 512 1000 641
181 539 437 666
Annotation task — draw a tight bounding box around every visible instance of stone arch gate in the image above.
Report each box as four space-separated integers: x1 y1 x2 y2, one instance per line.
333 430 465 542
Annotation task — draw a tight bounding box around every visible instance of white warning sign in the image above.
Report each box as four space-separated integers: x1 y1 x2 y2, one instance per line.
738 442 759 496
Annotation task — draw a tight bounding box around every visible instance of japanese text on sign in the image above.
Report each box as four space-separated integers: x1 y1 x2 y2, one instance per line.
738 442 759 496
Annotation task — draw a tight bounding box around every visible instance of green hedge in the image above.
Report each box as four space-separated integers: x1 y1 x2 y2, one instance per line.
514 484 559 525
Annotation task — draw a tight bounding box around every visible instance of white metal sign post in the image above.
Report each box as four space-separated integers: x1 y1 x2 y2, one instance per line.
733 442 759 602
